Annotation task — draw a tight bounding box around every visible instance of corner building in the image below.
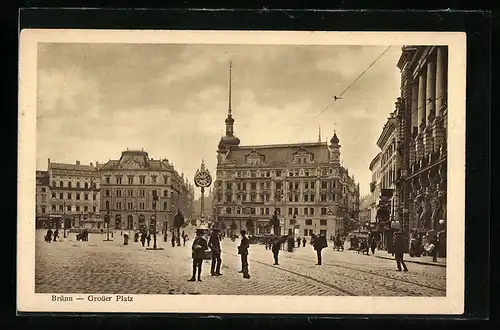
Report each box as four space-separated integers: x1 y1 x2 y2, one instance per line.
35 170 50 228
213 64 359 238
47 159 101 230
99 150 194 231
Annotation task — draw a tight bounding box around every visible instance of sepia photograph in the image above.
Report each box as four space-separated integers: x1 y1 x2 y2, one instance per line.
18 30 466 314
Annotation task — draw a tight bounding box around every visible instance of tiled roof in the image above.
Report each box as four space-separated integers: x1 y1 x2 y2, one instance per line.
49 163 97 172
100 159 170 171
225 142 330 166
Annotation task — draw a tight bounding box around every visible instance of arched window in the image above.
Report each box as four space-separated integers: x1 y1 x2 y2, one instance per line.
59 181 63 187
76 193 80 200
164 190 168 197
52 180 56 187
105 200 110 210
84 194 88 200
226 207 232 214
84 182 88 189
68 182 72 188
76 182 80 189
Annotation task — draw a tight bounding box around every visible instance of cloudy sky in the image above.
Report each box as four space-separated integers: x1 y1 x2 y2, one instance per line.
36 43 402 198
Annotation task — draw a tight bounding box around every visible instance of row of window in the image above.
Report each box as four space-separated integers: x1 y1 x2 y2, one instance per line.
223 206 333 217
103 189 166 198
52 181 97 189
46 205 97 213
51 192 97 201
221 180 345 191
218 193 337 203
102 200 169 211
229 168 340 179
103 175 169 185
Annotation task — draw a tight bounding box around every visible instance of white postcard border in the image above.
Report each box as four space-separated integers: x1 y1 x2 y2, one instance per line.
18 29 466 314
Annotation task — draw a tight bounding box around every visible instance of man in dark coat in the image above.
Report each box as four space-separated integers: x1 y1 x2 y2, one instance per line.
313 233 327 265
271 235 282 265
302 237 306 247
393 232 409 272
188 229 208 282
209 229 222 276
238 230 250 279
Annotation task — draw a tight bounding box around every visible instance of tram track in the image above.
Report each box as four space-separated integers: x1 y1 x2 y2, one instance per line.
283 254 446 294
222 251 359 296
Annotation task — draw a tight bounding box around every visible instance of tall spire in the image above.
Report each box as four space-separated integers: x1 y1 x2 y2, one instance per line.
318 125 321 143
228 60 232 118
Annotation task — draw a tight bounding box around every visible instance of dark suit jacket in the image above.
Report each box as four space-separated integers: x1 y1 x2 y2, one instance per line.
192 237 208 259
239 236 249 255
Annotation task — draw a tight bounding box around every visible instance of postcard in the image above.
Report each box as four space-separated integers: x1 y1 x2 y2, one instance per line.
18 29 466 314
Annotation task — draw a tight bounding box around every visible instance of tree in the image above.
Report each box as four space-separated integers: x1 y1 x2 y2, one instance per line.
230 219 237 237
246 218 254 236
269 211 280 235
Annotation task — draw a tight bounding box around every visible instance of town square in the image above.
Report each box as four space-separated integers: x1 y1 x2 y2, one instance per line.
32 39 449 297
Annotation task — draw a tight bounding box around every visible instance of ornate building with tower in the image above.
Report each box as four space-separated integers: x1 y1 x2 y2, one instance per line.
99 149 194 232
213 63 359 238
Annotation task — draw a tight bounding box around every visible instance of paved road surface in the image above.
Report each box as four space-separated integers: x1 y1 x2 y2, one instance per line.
35 230 446 296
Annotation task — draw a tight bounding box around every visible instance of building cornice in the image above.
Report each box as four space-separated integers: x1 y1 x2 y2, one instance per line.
369 152 381 171
376 117 398 148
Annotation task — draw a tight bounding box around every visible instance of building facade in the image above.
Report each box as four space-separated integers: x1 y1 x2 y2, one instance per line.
213 64 359 238
35 170 50 228
368 153 381 225
396 46 448 256
99 149 194 232
47 159 101 230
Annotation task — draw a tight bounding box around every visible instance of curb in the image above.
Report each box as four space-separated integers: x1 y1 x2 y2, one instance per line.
374 255 446 268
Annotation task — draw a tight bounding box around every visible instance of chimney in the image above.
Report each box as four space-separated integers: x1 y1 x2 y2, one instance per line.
76 160 80 165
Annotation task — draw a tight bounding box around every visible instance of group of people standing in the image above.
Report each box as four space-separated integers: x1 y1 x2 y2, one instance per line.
189 228 251 282
44 228 59 243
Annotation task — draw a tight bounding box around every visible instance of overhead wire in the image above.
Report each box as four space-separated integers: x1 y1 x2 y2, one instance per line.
316 45 393 119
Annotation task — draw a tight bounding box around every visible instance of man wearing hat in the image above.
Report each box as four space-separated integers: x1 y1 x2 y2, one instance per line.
209 228 222 276
188 228 209 282
238 230 251 279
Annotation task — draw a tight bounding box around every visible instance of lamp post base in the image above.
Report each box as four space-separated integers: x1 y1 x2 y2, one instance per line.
146 247 164 251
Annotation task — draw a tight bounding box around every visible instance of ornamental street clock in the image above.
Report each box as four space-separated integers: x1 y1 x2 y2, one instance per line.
194 159 212 223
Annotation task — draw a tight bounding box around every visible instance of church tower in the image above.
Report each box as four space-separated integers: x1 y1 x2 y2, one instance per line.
217 61 241 163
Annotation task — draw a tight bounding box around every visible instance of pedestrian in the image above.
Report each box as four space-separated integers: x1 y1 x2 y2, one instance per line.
313 233 327 265
431 236 439 262
188 229 208 282
164 231 168 243
370 237 377 255
171 232 176 247
238 230 251 279
53 229 59 242
209 229 222 276
271 236 281 265
302 237 306 247
296 236 301 248
140 232 146 247
45 228 53 243
146 233 151 247
183 234 187 246
394 232 409 272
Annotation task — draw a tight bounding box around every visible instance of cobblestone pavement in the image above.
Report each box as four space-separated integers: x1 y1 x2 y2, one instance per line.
35 231 446 296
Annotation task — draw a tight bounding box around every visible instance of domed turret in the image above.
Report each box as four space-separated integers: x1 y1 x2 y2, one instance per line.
330 132 339 144
221 135 240 147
